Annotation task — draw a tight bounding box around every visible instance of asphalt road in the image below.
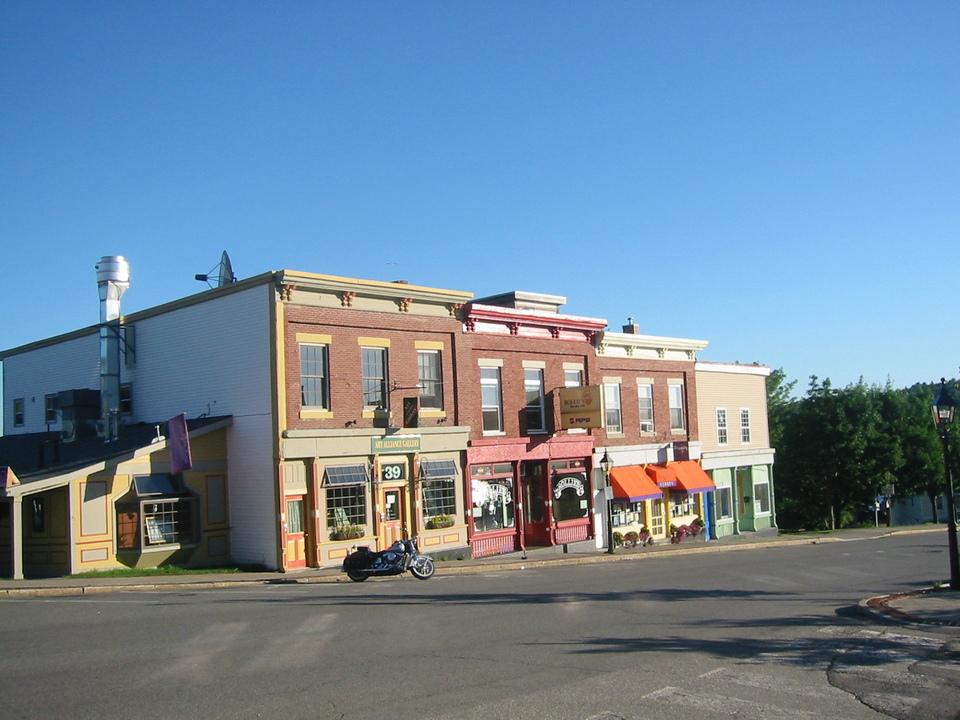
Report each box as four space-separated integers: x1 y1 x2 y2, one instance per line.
2 532 958 720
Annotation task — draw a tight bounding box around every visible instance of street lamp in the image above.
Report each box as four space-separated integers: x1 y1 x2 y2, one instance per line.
599 450 615 554
931 378 960 590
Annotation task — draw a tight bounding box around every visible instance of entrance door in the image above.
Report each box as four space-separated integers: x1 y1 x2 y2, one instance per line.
521 462 549 546
285 497 307 569
379 488 405 550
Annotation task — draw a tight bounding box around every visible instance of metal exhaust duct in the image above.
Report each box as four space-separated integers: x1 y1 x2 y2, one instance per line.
95 255 130 441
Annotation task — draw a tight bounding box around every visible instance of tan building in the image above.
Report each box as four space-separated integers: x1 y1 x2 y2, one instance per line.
695 362 776 536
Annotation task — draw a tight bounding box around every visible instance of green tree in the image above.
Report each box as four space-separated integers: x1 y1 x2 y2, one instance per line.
775 378 900 530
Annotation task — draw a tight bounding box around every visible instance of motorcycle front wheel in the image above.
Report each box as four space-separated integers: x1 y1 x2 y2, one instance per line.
347 570 368 582
410 556 435 580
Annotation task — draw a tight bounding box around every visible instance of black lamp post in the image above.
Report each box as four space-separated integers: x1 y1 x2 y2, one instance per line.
600 450 615 554
932 378 960 590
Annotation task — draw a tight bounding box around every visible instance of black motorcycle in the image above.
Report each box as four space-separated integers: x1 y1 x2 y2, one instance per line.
341 538 435 582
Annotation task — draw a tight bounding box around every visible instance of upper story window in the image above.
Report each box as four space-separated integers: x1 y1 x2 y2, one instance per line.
564 369 583 387
13 398 24 427
300 344 330 409
44 393 59 424
361 347 389 410
524 367 547 434
120 384 133 416
716 408 728 445
417 350 443 410
740 408 752 444
480 366 503 434
668 382 685 432
638 382 654 433
604 383 622 434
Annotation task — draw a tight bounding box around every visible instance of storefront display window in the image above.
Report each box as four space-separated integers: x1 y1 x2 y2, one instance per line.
670 490 695 517
551 472 589 521
472 478 514 532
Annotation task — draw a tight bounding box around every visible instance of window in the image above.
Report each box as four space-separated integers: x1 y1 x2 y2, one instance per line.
301 344 329 409
31 497 46 533
326 486 366 528
480 366 503 433
669 382 685 431
552 472 589 521
471 464 515 532
421 459 458 519
116 475 198 550
524 368 547 434
361 347 388 409
716 408 728 445
286 499 304 534
417 350 443 410
716 486 733 519
638 383 654 433
325 464 368 529
564 369 583 387
120 383 133 416
670 491 695 518
44 394 59 424
604 383 622 434
13 398 24 427
754 479 770 513
740 408 752 444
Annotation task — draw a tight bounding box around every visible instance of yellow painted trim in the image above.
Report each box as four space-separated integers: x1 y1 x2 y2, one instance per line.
358 337 391 347
296 332 332 344
415 340 445 350
278 270 474 299
300 410 334 419
419 410 446 418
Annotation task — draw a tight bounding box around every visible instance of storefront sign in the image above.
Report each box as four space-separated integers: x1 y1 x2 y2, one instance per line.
371 435 421 453
559 386 604 429
553 473 586 500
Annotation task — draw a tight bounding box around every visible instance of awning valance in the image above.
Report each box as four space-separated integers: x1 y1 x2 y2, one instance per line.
609 466 663 502
672 461 716 493
644 464 680 489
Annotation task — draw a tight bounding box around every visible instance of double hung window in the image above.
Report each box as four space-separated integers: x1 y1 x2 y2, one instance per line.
417 350 444 410
604 383 622 434
361 347 388 410
480 365 503 433
740 408 752 444
716 408 728 445
638 383 654 433
524 368 546 434
668 382 685 432
300 344 329 409
13 398 24 427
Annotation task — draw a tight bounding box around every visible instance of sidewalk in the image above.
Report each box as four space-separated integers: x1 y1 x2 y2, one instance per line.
3 525 958 628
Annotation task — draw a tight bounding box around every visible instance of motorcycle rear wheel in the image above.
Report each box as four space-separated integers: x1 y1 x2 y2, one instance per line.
410 556 435 580
347 570 368 582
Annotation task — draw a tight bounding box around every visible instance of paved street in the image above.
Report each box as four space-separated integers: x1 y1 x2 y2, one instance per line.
1 532 958 720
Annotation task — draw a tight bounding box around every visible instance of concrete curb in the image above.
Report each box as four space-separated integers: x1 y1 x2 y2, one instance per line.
0 527 943 600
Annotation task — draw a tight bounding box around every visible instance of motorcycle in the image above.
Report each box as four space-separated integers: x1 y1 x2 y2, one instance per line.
341 538 435 582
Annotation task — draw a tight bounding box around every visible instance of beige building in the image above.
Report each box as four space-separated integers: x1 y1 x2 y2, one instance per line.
695 362 776 536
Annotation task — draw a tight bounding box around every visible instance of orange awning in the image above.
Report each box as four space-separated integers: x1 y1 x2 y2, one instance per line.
644 464 680 489
609 466 663 501
672 461 716 493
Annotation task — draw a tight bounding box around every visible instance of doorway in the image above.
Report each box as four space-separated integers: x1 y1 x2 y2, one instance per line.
521 461 549 546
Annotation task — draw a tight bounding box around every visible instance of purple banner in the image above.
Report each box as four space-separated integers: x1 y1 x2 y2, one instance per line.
168 413 193 474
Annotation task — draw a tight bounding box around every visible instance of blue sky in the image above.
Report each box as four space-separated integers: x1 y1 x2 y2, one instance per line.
2 2 958 397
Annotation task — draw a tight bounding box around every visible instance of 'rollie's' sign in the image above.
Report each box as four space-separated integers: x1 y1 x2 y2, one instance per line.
559 385 604 429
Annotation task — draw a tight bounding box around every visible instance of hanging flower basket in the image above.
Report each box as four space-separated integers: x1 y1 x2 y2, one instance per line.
426 515 455 530
331 524 365 541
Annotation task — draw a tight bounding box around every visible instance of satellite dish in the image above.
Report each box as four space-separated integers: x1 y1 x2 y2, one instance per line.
195 251 238 288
